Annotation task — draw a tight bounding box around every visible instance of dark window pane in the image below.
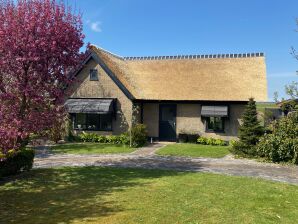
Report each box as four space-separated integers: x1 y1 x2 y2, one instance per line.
90 69 98 81
75 113 86 129
100 114 112 131
207 117 224 132
73 113 112 131
86 114 100 130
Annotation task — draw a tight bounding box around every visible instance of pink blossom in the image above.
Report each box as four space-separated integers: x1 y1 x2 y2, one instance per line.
0 0 85 154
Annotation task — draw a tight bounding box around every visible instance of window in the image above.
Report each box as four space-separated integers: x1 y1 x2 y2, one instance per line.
206 117 224 132
72 113 112 131
89 69 98 81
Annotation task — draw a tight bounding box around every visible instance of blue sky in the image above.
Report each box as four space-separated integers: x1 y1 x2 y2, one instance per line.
69 0 298 101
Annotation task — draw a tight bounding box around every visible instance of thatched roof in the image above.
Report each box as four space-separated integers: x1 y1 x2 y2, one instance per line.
90 45 268 101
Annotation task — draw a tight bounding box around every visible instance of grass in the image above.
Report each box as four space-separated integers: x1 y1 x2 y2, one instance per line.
256 102 279 114
156 143 230 158
256 102 279 125
50 143 135 154
0 167 297 224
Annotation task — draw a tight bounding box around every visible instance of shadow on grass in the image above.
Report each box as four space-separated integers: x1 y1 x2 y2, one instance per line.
53 143 127 150
0 167 186 224
33 143 135 157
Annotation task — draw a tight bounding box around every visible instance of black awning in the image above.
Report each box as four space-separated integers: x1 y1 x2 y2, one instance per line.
201 105 228 117
65 98 115 114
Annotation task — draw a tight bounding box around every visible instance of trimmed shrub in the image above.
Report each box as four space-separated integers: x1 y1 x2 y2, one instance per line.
77 132 130 145
130 124 148 147
197 137 227 146
77 126 147 148
0 148 35 177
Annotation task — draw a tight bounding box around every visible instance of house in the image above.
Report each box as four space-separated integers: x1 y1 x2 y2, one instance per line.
66 45 267 141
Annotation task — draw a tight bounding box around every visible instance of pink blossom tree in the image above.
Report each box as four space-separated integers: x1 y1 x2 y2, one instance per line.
0 0 84 154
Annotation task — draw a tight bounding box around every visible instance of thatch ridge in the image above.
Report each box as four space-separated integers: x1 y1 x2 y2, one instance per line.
90 45 268 102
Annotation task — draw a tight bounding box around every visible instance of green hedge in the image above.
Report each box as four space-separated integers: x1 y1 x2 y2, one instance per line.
197 137 228 146
79 132 130 145
0 148 35 177
78 124 148 148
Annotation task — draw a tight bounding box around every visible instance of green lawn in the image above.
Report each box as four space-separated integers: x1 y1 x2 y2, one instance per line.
0 167 297 224
256 102 279 113
50 143 135 154
157 143 230 158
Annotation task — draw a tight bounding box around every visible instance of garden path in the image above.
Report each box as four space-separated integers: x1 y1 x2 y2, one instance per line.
34 143 298 185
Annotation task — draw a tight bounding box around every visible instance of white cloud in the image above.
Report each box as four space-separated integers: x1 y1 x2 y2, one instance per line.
90 21 102 32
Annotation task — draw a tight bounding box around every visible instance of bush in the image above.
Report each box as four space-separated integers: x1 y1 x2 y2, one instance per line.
255 112 298 164
197 137 227 146
130 124 148 147
256 135 298 163
0 148 35 177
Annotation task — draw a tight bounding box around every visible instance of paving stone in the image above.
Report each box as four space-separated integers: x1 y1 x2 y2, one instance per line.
34 143 298 185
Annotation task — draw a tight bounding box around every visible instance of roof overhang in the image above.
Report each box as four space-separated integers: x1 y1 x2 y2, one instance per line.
65 98 115 114
201 105 228 117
